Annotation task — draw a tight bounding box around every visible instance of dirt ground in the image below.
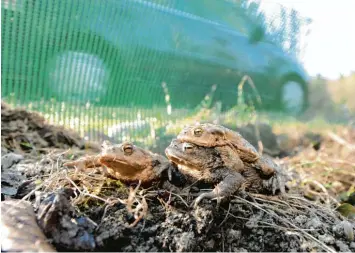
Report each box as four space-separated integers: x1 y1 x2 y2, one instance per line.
1 102 355 252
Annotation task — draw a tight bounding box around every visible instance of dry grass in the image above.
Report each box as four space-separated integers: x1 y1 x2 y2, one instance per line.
278 125 355 205
12 149 156 228
270 72 355 204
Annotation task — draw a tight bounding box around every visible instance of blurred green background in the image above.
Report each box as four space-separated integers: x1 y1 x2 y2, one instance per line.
3 0 347 150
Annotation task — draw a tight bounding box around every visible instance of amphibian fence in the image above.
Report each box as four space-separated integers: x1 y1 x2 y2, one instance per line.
1 0 311 146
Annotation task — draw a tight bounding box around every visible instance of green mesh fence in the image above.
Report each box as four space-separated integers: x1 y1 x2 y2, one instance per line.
1 0 311 148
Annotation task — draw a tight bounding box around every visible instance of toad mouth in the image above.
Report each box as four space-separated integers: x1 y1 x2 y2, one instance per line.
99 155 128 165
165 149 201 171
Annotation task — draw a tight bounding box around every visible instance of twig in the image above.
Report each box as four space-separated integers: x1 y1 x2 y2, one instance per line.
330 159 355 167
327 131 355 150
237 75 263 107
302 179 331 206
218 203 231 227
168 192 189 207
126 181 142 213
128 196 148 228
237 75 264 153
225 211 317 232
251 194 292 208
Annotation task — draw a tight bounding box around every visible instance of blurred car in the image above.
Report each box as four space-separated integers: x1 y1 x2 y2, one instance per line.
1 0 309 114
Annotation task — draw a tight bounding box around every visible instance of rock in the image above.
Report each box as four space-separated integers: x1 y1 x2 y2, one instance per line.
1 154 26 198
174 232 195 252
227 229 242 243
1 199 56 252
1 152 23 170
336 240 351 252
333 220 355 241
1 147 9 156
318 234 335 244
295 215 308 225
15 180 37 199
205 239 215 250
1 186 18 196
349 242 355 250
306 217 323 229
36 188 96 251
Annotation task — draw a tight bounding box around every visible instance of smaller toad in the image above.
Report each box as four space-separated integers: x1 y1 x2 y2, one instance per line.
64 141 172 183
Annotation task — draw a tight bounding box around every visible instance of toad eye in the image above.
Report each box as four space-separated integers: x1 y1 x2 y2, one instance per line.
122 144 133 155
183 143 194 152
193 127 203 137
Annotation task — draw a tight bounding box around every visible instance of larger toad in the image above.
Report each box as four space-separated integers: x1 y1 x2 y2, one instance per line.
64 141 172 183
177 123 276 177
165 139 285 207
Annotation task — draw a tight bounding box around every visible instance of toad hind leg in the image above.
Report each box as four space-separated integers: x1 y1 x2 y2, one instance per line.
192 170 245 208
63 155 101 172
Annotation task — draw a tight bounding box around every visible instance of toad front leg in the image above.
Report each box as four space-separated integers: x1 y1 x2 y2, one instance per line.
192 169 246 208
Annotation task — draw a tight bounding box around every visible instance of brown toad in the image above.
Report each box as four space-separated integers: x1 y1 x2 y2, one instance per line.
63 141 172 183
165 139 286 207
177 123 276 177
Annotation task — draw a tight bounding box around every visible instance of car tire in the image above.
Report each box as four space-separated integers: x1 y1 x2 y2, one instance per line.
45 51 110 104
278 77 308 115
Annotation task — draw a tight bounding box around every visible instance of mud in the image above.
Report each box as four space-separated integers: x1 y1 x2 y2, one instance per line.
1 102 99 153
1 103 354 252
2 151 354 252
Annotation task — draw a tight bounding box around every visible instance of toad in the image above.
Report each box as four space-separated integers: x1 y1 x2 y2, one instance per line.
177 123 276 177
165 139 285 207
63 141 172 183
